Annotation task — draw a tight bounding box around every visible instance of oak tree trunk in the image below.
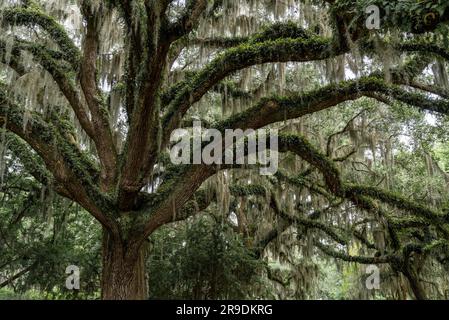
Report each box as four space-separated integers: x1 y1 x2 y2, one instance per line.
403 268 427 300
101 229 148 300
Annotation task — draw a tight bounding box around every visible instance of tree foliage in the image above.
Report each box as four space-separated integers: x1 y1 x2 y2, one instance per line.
0 0 449 300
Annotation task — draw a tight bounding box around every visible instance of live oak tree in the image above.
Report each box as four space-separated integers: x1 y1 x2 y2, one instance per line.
1 0 449 299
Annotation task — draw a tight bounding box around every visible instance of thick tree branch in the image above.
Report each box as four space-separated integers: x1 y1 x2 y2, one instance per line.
5 132 71 198
315 241 396 264
79 6 118 190
214 77 449 136
162 34 345 139
0 39 96 140
1 5 80 69
167 0 209 42
0 88 118 233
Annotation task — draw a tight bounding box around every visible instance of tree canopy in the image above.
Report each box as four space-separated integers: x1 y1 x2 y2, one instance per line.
0 0 449 300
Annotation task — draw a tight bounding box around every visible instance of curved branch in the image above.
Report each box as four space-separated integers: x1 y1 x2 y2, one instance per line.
167 0 209 42
162 34 347 141
315 241 396 264
214 77 449 137
0 38 96 141
0 88 117 232
344 185 448 230
397 42 449 62
1 6 81 69
5 132 71 198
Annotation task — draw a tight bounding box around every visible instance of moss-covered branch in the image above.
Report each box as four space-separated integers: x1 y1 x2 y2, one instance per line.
162 32 345 143
315 241 396 264
278 134 343 196
168 0 209 41
173 188 218 223
229 184 267 197
0 87 117 231
344 185 449 233
0 38 96 142
212 77 449 141
397 42 449 62
4 1 117 191
5 131 74 199
0 39 27 75
1 5 80 69
6 132 51 184
183 22 314 49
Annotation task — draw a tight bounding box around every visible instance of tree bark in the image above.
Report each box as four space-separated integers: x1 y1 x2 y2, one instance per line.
101 229 148 300
403 268 427 300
